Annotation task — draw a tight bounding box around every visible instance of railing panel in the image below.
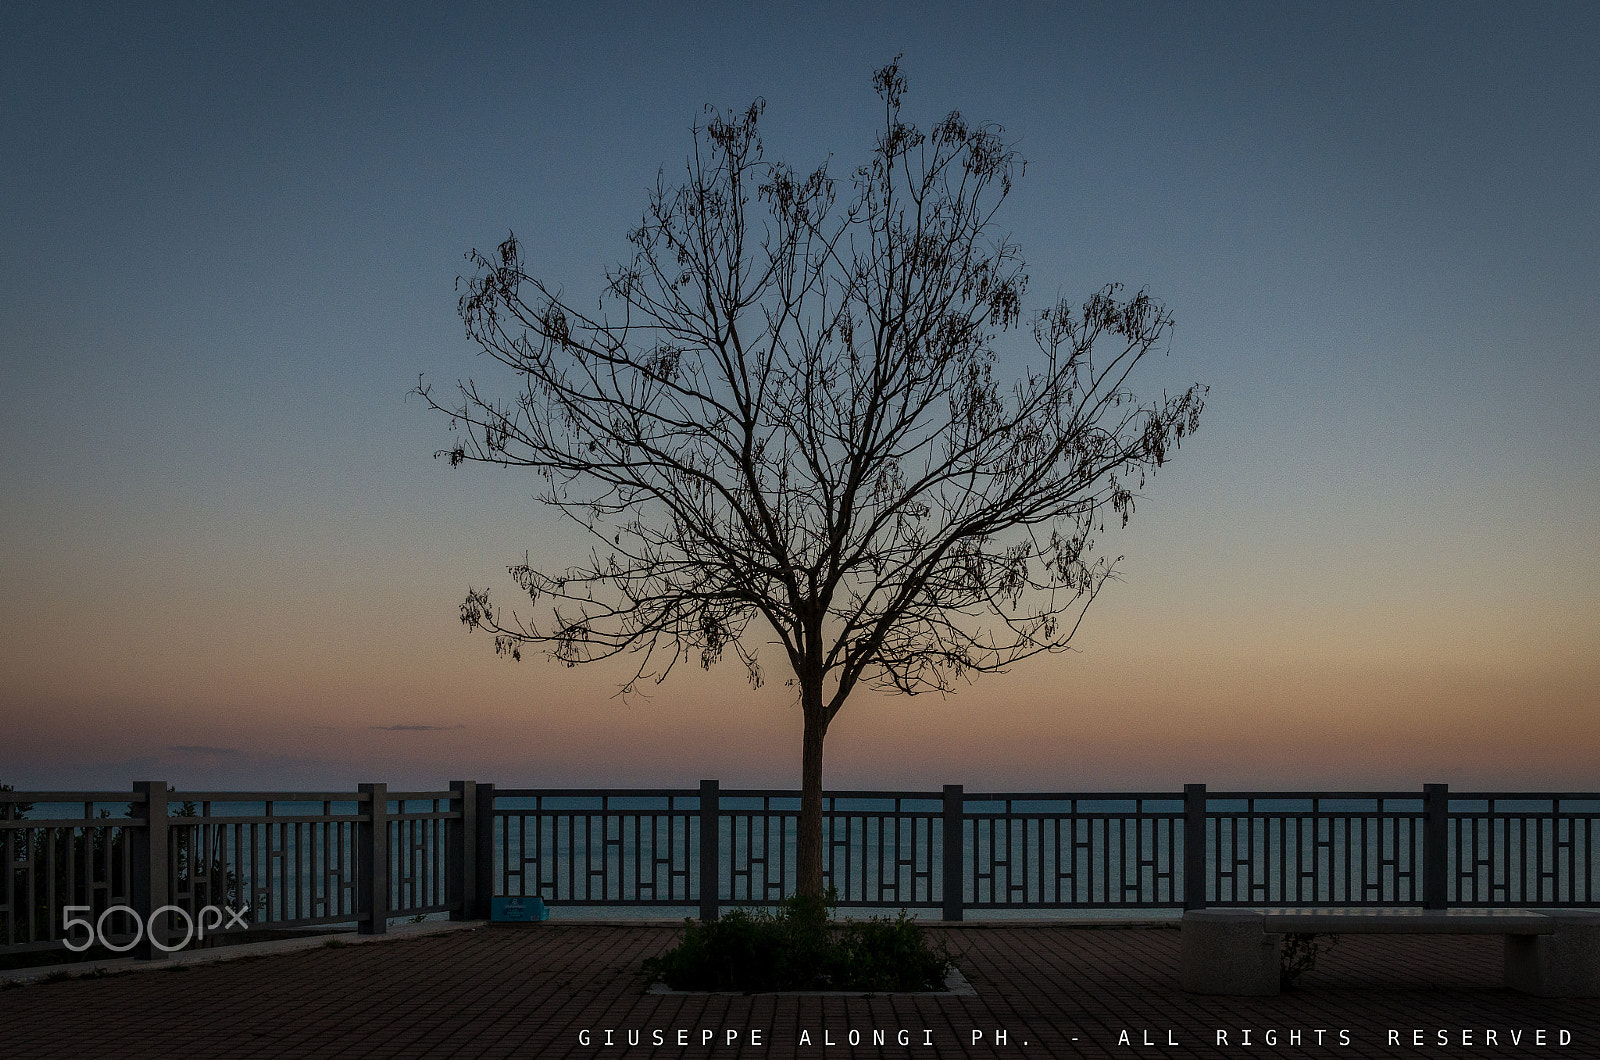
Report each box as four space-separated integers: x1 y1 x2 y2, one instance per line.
965 795 1183 909
388 793 460 917
1 794 139 952
716 793 943 909
1449 795 1600 906
168 797 366 931
493 792 699 906
1204 794 1424 906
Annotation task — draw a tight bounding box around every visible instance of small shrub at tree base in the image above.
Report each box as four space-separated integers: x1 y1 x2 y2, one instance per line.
643 891 952 992
1280 932 1337 989
833 912 952 992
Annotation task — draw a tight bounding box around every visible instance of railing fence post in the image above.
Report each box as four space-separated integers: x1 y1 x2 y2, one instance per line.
359 782 389 934
131 780 170 959
448 781 476 920
698 780 719 922
942 784 964 921
1183 783 1207 910
1423 783 1449 909
475 782 496 916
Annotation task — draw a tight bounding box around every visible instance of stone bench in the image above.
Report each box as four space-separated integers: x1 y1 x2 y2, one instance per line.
1180 908 1600 997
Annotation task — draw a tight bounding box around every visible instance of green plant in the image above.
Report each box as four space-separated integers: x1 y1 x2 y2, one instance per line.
833 912 951 992
1280 932 1337 989
643 891 951 992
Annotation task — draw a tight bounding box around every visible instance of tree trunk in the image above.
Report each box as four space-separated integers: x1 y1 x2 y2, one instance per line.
795 680 828 899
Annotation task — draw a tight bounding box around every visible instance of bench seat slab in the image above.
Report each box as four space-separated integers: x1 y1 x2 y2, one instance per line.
1181 909 1600 998
1262 909 1553 935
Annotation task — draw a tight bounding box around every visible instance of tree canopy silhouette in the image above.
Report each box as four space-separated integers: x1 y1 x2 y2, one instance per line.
419 61 1206 898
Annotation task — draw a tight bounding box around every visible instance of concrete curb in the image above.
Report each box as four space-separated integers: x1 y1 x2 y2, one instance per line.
3 917 1180 986
1 919 489 986
516 916 1181 929
648 965 978 997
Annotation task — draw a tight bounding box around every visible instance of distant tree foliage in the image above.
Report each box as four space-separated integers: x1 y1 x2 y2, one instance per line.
420 60 1206 897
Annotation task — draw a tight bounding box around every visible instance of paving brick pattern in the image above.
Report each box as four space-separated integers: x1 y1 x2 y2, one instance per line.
1 923 1594 1058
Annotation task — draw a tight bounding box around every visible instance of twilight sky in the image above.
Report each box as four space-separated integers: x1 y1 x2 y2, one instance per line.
3 2 1596 792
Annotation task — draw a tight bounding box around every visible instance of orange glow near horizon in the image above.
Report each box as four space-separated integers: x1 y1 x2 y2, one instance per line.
7 593 1595 792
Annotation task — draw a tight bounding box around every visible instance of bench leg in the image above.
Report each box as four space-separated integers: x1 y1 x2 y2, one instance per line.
1181 911 1282 995
1505 912 1600 997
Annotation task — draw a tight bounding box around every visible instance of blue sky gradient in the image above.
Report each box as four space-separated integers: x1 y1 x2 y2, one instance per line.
3 2 1596 791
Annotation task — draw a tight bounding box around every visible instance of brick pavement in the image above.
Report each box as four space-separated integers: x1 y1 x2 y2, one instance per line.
0 923 1594 1058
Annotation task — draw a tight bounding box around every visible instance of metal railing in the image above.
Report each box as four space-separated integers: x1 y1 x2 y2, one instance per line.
2 782 469 959
167 790 366 931
0 791 140 955
1202 791 1427 906
485 782 1600 919
1449 793 1600 906
6 780 1598 961
490 788 699 908
963 792 1183 910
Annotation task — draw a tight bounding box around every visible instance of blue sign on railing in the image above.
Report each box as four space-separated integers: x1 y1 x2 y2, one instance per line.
490 895 549 922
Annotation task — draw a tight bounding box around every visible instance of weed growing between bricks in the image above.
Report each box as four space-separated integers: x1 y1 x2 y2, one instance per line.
1281 932 1339 989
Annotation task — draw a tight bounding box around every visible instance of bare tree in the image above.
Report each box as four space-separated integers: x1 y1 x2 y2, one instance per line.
419 61 1205 899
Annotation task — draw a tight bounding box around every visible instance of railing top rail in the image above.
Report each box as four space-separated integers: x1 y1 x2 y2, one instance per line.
386 790 459 801
0 790 147 803
722 788 946 801
493 787 954 801
8 785 1598 800
0 816 147 829
175 790 373 803
1448 792 1600 802
492 787 700 800
1205 791 1425 801
963 791 1183 802
170 812 367 825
